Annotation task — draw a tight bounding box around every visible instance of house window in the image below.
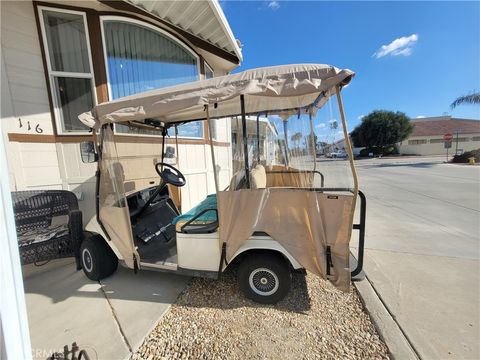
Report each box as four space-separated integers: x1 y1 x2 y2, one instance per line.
429 139 444 143
408 139 427 145
101 17 200 136
205 62 214 79
472 136 480 141
39 8 95 134
177 122 204 138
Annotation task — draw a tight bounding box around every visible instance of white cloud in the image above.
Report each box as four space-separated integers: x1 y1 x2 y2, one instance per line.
328 119 337 123
416 115 426 118
357 115 365 120
374 34 419 58
316 123 326 129
267 1 280 10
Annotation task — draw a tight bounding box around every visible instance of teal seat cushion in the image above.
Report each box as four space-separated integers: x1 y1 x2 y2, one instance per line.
172 194 217 225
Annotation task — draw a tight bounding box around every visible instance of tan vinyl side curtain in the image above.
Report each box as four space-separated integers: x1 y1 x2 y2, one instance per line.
98 126 138 268
217 189 354 291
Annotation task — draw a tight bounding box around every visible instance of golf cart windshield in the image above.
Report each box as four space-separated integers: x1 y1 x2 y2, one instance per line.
80 64 358 290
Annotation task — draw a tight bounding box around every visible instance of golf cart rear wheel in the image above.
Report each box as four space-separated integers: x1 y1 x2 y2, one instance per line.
80 236 118 281
238 253 291 304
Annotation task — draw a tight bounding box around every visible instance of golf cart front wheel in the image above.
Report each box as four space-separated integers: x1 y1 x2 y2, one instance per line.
80 236 118 281
238 253 291 304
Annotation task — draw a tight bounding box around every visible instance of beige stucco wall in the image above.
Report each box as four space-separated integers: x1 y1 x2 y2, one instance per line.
398 133 480 156
1 0 233 222
1 1 63 191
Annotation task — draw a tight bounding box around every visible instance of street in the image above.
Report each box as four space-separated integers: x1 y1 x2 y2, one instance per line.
353 156 480 359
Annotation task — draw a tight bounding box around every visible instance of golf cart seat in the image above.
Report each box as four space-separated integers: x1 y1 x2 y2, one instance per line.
230 164 266 190
250 164 266 189
172 194 218 234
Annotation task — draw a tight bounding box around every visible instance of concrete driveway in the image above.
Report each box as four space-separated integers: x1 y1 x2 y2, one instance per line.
23 259 189 360
353 156 479 360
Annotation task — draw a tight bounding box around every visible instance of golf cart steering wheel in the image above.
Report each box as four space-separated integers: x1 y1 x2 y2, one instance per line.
155 162 186 187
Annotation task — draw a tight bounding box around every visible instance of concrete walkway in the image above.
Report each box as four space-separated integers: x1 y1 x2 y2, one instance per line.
353 157 479 360
23 259 189 360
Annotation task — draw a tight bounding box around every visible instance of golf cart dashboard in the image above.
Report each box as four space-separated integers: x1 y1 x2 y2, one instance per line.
127 185 179 253
127 186 171 218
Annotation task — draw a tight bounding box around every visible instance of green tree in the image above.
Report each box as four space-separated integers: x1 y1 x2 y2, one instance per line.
450 92 480 109
350 110 414 150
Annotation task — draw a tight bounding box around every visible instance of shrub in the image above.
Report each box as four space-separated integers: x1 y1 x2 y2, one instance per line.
451 148 480 163
358 145 399 157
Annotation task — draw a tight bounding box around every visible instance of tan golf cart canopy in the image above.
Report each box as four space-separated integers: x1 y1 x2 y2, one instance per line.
79 64 354 128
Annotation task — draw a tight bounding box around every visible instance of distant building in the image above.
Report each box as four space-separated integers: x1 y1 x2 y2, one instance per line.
328 136 362 156
398 116 480 155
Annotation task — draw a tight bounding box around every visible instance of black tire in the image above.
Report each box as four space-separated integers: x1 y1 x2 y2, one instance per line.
80 236 118 281
238 253 291 304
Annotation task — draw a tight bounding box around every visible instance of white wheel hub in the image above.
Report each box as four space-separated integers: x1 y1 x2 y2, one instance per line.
82 248 93 272
249 268 279 296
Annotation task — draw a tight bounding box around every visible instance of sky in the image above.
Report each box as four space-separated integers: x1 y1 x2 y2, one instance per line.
221 1 480 132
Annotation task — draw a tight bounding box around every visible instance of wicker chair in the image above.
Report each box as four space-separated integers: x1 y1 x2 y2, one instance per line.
12 190 83 269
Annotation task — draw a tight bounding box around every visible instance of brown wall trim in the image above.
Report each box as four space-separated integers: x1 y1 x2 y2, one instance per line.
34 1 96 13
8 133 230 147
98 0 240 65
209 140 230 147
86 11 109 103
8 133 55 143
199 58 206 79
8 133 94 143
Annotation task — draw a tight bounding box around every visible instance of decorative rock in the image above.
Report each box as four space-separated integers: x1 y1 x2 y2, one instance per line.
131 269 389 359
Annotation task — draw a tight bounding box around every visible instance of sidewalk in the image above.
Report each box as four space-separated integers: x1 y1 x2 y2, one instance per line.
23 259 189 359
353 157 480 359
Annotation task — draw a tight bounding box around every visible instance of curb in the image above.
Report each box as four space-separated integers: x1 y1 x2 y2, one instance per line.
354 277 419 360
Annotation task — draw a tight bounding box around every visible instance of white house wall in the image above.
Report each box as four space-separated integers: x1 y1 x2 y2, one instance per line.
1 0 233 223
1 1 61 191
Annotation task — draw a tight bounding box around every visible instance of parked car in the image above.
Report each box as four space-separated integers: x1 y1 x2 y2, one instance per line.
327 150 348 158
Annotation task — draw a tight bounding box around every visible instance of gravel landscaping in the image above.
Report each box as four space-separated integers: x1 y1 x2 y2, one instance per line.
132 267 389 360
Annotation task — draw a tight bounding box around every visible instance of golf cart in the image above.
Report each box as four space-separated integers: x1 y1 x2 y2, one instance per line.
78 64 366 304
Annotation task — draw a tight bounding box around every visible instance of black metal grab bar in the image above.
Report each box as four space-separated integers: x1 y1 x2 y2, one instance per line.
351 190 366 277
180 208 219 233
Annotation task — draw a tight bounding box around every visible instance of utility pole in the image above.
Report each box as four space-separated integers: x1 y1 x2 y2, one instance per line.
455 132 459 155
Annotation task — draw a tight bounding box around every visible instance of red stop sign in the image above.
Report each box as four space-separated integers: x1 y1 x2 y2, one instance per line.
443 133 453 141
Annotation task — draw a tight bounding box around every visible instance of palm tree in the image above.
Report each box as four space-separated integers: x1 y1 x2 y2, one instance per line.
450 92 480 109
290 132 302 149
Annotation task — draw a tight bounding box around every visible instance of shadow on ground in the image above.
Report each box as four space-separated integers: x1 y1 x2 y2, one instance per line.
23 259 188 305
176 265 312 314
360 161 440 169
23 259 311 313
